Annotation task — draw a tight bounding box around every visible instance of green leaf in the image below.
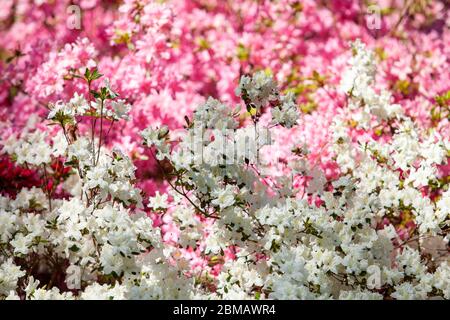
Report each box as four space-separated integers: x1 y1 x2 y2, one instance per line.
91 68 103 81
69 244 80 252
236 44 250 61
84 67 103 84
90 89 101 99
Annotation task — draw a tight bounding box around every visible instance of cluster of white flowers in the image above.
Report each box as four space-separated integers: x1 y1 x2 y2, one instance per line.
271 92 300 128
0 190 161 298
48 83 131 124
141 125 170 161
80 145 143 206
236 71 300 128
193 97 239 130
236 71 279 111
0 44 448 300
0 74 186 300
3 130 67 166
90 98 132 121
47 93 90 121
143 41 449 300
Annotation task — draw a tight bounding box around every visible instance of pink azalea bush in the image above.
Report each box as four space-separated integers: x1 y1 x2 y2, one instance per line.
0 0 449 299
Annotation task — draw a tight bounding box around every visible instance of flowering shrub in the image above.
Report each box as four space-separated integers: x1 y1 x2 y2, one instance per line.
0 0 449 300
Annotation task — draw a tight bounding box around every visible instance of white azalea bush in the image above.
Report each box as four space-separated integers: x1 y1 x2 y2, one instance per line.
0 42 449 300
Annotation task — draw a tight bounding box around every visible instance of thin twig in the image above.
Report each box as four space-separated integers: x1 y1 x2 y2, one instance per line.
96 100 104 166
149 149 218 219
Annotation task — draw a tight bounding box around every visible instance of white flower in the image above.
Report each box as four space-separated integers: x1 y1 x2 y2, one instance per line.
148 191 169 210
339 39 375 96
47 100 74 120
52 131 68 157
12 131 52 165
271 92 299 128
111 99 131 120
236 71 279 111
85 166 109 190
212 185 235 210
99 244 125 275
406 165 436 188
391 283 423 300
68 137 92 168
103 78 118 99
432 263 450 299
339 290 383 300
193 97 237 130
68 92 89 116
81 283 126 300
0 259 25 296
141 126 169 147
11 233 33 255
0 210 17 242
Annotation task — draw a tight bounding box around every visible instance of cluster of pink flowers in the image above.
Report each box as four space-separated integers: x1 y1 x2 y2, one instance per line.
2 1 449 182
